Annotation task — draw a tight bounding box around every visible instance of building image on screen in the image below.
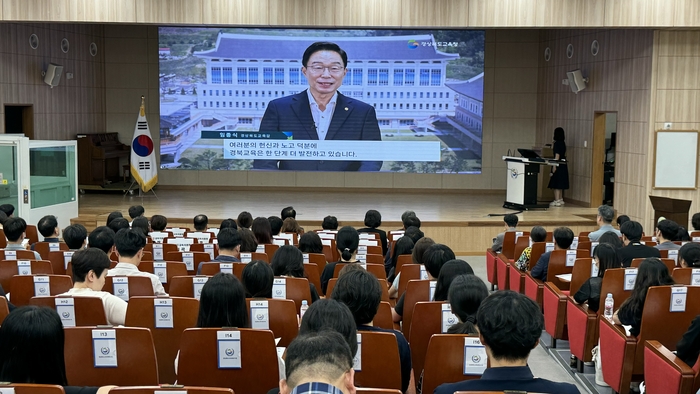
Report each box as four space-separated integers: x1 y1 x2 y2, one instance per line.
158 28 484 173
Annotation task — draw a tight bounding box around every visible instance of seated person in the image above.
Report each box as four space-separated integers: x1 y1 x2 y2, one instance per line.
435 291 580 394
128 205 144 222
514 226 547 270
385 225 424 268
0 306 115 394
321 226 362 294
588 205 621 241
616 214 630 229
88 226 116 254
573 243 621 312
298 232 324 254
268 216 284 236
237 211 253 229
193 214 208 231
531 227 574 281
219 218 237 231
0 211 6 229
679 242 700 268
677 226 691 242
0 204 14 218
196 228 242 274
321 215 338 231
59 248 128 326
357 209 389 256
272 245 320 302
599 230 624 249
238 228 258 252
108 217 130 234
388 237 435 299
107 228 166 296
281 206 297 221
491 213 518 253
617 221 661 267
655 219 681 250
106 211 123 226
242 260 274 298
150 214 168 232
63 224 88 250
253 217 274 245
331 269 412 393
36 214 60 243
675 244 700 366
131 216 150 237
692 212 700 232
446 274 489 334
387 236 414 285
2 217 41 260
433 259 475 301
280 218 304 236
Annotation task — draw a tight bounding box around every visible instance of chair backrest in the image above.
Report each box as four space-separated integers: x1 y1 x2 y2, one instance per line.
599 268 634 312
48 250 76 275
274 276 312 313
263 243 280 260
402 279 432 339
501 231 518 259
422 334 484 394
29 296 107 326
166 237 198 252
408 301 445 376
178 328 279 394
108 387 233 394
332 262 386 280
322 239 339 263
190 243 220 260
0 259 53 292
0 249 38 260
169 276 211 299
529 242 546 270
138 261 189 293
199 261 246 280
125 296 200 385
143 242 179 261
513 235 530 261
246 298 298 347
303 262 323 295
374 301 394 330
0 296 9 324
304 252 327 272
165 251 211 274
397 264 422 299
546 249 589 290
363 253 384 266
631 257 676 273
64 326 159 386
33 241 69 260
354 331 402 390
395 254 413 276
9 274 73 306
672 267 699 285
0 384 65 394
569 258 594 296
104 275 155 299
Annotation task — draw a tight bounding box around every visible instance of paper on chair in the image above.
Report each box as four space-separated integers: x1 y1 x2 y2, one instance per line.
556 274 572 282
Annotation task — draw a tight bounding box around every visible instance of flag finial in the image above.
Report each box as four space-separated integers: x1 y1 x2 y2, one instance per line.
140 96 145 116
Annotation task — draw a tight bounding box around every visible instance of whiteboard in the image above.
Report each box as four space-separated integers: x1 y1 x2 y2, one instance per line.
654 130 699 189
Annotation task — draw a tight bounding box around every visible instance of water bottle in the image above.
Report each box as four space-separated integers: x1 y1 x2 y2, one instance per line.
300 300 309 319
604 293 614 321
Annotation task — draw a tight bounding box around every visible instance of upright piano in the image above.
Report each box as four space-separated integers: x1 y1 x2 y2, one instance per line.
77 133 130 186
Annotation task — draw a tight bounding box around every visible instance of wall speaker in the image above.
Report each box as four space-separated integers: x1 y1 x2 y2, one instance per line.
43 63 64 88
566 69 588 94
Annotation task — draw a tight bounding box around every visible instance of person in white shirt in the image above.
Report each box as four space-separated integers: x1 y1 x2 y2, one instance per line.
59 248 127 326
107 228 167 296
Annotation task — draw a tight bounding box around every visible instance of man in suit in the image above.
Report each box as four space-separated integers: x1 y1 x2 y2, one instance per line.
617 220 660 267
253 42 382 172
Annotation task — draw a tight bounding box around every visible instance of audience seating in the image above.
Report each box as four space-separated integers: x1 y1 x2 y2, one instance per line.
374 301 395 330
395 254 413 277
333 262 386 280
501 231 528 260
33 242 69 260
495 253 510 291
30 296 107 326
407 301 444 379
364 253 384 265
672 267 697 285
143 242 179 261
245 298 298 347
138 261 188 293
485 248 497 291
354 331 402 391
0 229 5 248
599 285 700 394
303 262 323 295
305 252 327 272
326 277 390 302
422 334 482 394
274 276 312 314
0 296 9 324
513 235 529 263
48 250 77 275
25 225 40 245
0 384 65 394
165 251 210 275
199 261 246 278
401 279 433 339
104 276 155 299
524 249 588 308
631 257 676 272
529 242 547 268
64 326 159 386
644 340 700 394
397 264 421 299
178 328 279 394
263 244 279 260
190 243 219 259
185 231 213 244
108 387 233 394
125 296 200 385
169 276 211 299
508 260 524 293
0 259 52 292
0 249 38 260
542 257 593 348
567 268 634 368
9 274 72 306
322 239 339 263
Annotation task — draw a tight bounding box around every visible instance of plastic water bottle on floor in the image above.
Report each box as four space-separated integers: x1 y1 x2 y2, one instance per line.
604 293 614 321
300 300 309 319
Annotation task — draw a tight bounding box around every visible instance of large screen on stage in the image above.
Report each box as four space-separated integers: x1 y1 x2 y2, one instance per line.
158 28 485 173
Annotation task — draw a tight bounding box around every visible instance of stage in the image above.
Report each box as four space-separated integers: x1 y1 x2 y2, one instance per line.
73 188 599 255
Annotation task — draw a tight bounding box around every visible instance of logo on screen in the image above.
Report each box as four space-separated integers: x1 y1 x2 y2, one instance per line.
407 40 419 49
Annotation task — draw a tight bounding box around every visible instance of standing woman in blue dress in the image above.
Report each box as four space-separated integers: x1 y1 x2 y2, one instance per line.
548 127 569 206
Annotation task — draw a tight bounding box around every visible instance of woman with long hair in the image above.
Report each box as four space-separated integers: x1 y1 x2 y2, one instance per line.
320 226 361 294
433 259 475 302
446 274 489 334
251 217 273 245
548 127 569 207
271 245 320 301
573 243 621 312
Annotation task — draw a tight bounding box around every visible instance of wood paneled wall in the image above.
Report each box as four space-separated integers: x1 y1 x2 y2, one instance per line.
0 23 106 139
535 30 654 225
2 0 700 27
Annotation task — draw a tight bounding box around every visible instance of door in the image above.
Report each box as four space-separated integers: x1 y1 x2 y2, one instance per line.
591 112 617 206
0 143 20 211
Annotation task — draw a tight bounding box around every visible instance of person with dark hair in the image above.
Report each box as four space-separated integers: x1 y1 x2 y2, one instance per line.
320 226 360 294
403 215 421 230
280 217 304 235
0 211 7 228
598 231 624 249
272 245 320 301
63 224 88 250
150 214 168 231
322 215 339 231
88 226 116 254
253 41 382 172
676 313 700 368
59 248 127 325
281 206 297 220
196 273 248 328
298 232 324 254
280 330 356 394
219 218 237 231
531 227 574 281
613 258 675 336
242 260 274 298
237 211 253 229
131 216 150 237
299 299 358 357
238 228 258 253
573 243 621 313
692 213 700 232
617 221 660 267
677 226 691 242
268 216 284 236
357 209 388 256
128 205 144 220
679 242 700 268
548 127 569 207
491 214 519 253
37 215 60 241
106 211 123 226
655 219 681 250
404 226 424 244
447 274 489 335
435 291 580 394
392 244 455 323
108 217 130 234
196 228 242 275
252 217 273 244
411 237 435 265
616 214 630 229
0 203 15 217
515 226 547 270
433 259 475 302
0 306 115 394
3 217 41 260
331 269 412 393
387 236 414 289
193 214 208 231
107 228 166 296
589 205 621 241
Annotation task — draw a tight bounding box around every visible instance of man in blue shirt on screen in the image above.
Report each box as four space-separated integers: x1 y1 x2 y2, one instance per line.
253 42 382 172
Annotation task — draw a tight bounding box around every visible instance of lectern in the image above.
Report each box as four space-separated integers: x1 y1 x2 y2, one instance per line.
502 156 560 210
649 196 692 228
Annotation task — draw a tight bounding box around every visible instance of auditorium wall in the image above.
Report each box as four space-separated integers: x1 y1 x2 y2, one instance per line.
0 23 106 139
